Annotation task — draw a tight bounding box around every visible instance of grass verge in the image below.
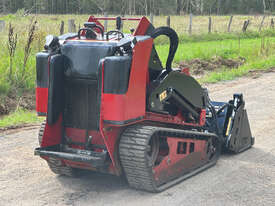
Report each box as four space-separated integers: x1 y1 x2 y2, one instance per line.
156 37 275 62
201 55 275 83
156 35 275 83
155 29 275 45
0 109 43 128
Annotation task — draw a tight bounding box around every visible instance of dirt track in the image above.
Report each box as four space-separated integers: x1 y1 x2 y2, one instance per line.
0 72 275 206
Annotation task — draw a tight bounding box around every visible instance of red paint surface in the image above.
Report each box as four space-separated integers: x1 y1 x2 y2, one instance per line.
36 87 48 114
153 138 207 182
99 61 124 174
134 16 151 36
66 128 105 147
100 126 122 174
200 109 206 126
41 115 63 147
91 17 141 21
102 38 153 122
145 111 206 127
181 68 190 76
63 126 123 175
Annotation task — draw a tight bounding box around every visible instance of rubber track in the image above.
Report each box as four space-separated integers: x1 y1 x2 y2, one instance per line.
119 125 219 192
38 121 76 177
47 157 76 177
38 120 46 146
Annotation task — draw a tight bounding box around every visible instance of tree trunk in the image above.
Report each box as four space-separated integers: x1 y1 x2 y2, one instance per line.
176 0 182 15
200 0 204 14
187 0 191 14
145 0 148 16
217 0 221 15
133 0 136 15
103 0 106 13
263 0 266 14
152 0 155 15
51 0 54 14
2 0 7 13
129 0 132 15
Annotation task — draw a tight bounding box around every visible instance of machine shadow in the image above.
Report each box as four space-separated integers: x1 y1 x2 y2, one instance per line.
54 146 273 199
56 169 133 193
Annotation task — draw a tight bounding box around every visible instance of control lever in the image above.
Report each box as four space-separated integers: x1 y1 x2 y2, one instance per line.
44 35 60 51
116 37 137 54
82 22 104 38
116 16 122 31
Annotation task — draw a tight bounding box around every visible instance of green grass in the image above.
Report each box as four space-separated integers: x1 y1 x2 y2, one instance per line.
0 109 43 128
154 29 275 45
155 36 275 83
0 34 37 95
156 37 275 62
201 54 275 83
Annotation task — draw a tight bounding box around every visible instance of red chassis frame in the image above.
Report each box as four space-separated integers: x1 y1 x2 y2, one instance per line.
37 16 207 177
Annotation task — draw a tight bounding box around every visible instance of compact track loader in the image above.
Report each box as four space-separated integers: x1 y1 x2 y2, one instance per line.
35 16 254 192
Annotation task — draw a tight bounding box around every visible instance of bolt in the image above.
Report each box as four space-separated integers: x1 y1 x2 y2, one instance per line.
166 157 171 165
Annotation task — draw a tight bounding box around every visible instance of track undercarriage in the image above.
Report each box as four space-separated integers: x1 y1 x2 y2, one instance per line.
119 125 220 192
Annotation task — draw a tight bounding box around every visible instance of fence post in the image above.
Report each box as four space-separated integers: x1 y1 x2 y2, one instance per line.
150 13 154 24
0 20 5 32
104 13 108 32
259 16 266 32
60 21 64 35
242 21 246 32
166 16 170 27
208 17 212 33
242 20 250 32
68 19 76 33
271 18 274 29
228 16 233 32
121 15 124 31
189 13 193 35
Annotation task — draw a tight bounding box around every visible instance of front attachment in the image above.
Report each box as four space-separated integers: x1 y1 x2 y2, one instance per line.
215 94 254 153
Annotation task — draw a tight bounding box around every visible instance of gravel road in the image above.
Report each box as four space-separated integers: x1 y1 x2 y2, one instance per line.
0 72 275 206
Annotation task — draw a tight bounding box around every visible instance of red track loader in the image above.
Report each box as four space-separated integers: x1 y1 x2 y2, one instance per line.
34 16 254 192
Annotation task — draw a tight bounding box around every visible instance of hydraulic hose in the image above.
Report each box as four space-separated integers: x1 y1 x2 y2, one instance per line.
150 27 179 73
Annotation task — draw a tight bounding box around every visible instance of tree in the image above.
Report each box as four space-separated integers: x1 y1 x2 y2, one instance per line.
176 0 182 15
0 0 272 15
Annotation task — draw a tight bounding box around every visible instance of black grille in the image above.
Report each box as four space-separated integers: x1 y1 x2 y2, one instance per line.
64 80 100 130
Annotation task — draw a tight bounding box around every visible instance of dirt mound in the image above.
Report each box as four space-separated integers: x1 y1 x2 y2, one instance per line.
179 57 246 75
0 104 9 115
0 96 16 115
18 92 36 111
0 92 35 116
